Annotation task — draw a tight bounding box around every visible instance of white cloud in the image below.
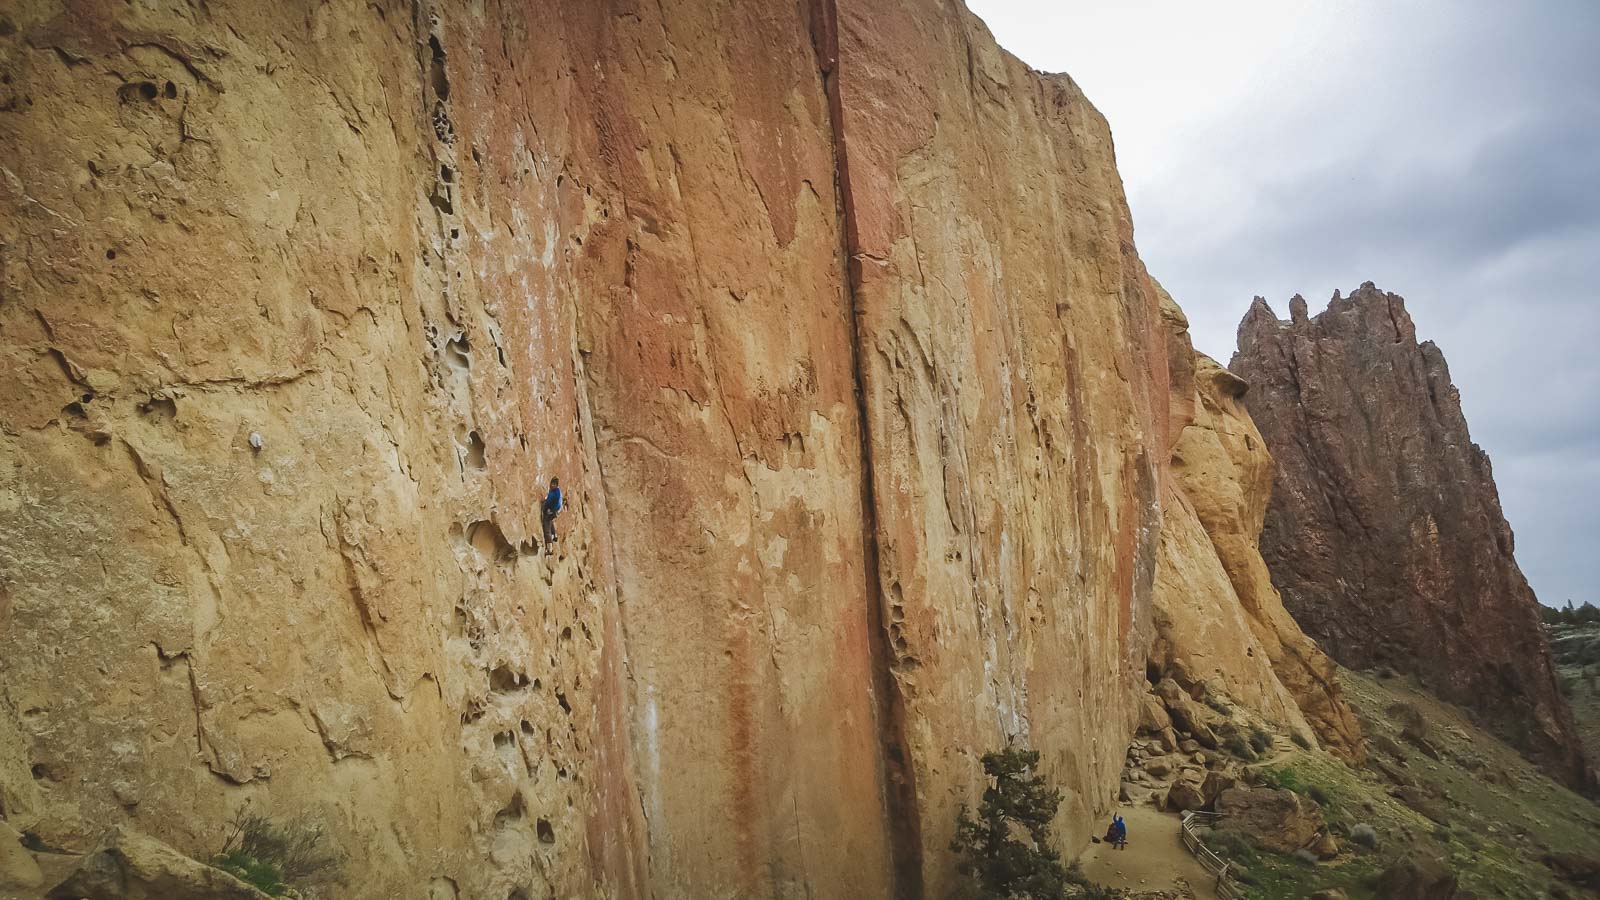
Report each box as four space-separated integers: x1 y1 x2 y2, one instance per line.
967 0 1600 604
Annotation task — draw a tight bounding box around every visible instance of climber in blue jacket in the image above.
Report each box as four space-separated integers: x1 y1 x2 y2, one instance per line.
541 477 563 550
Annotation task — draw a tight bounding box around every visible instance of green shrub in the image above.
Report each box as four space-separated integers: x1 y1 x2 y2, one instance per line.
214 848 288 896
1349 822 1379 849
1205 828 1257 864
212 811 344 898
1206 696 1232 715
1223 733 1257 761
1290 732 1312 750
1248 726 1273 754
1063 863 1118 900
1307 784 1331 806
1260 766 1305 794
951 746 1068 899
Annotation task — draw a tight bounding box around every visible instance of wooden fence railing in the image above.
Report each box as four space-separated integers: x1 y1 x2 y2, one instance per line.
1178 810 1246 900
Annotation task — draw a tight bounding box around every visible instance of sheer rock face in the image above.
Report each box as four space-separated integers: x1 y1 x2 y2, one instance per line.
0 1 1172 897
1232 284 1589 788
1153 301 1362 759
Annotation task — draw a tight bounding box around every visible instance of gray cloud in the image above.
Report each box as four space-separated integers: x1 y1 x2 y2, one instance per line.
970 0 1600 604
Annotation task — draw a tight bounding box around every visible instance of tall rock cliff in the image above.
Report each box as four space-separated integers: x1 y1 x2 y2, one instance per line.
0 1 1176 897
1232 284 1589 789
1153 297 1362 760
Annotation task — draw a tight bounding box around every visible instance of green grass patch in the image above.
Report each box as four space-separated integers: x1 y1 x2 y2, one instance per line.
213 847 290 896
210 811 344 899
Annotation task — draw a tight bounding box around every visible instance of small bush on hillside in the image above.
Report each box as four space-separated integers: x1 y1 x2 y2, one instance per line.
1261 766 1305 795
1224 733 1256 761
1377 666 1396 679
951 746 1068 900
1349 823 1379 849
213 810 344 898
1544 600 1600 626
1248 726 1273 754
1205 696 1232 715
213 848 287 896
1387 701 1431 743
1205 828 1258 864
1291 732 1312 750
1307 784 1332 806
1064 862 1117 900
1292 848 1320 865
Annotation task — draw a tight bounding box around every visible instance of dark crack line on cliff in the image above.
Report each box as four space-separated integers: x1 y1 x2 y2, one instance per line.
332 516 405 702
120 438 227 647
808 2 924 896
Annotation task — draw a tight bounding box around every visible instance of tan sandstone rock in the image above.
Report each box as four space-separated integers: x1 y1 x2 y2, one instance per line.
45 826 268 900
1153 679 1220 750
1200 770 1237 808
0 1 1181 897
1152 309 1362 759
1373 848 1459 900
1213 787 1323 855
1163 780 1205 813
0 821 43 892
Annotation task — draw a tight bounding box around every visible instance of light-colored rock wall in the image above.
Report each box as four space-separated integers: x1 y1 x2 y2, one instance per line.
1153 302 1361 758
555 3 894 897
0 3 643 898
2 1 1180 896
826 4 1167 891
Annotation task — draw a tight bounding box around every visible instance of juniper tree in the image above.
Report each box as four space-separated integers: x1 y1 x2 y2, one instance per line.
950 746 1068 899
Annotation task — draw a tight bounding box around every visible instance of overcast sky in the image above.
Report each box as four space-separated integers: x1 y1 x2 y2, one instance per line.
966 0 1600 606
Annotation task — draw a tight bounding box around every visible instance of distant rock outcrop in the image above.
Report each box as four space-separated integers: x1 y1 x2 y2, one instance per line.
1152 296 1363 759
1232 283 1590 789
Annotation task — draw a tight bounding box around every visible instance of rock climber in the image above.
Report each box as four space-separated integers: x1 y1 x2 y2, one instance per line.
541 477 564 549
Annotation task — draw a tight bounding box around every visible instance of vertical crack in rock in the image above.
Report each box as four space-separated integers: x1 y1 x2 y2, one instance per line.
807 2 923 896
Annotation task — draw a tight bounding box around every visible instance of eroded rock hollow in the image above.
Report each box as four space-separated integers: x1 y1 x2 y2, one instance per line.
1232 284 1590 789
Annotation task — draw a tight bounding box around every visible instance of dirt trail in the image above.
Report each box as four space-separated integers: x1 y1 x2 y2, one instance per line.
1076 806 1219 900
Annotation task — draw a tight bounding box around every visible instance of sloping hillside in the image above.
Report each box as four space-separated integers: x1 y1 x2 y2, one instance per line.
1197 668 1600 899
1551 624 1600 779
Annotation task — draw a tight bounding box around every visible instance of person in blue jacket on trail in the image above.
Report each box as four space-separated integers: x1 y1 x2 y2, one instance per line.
541 477 563 550
1112 813 1127 850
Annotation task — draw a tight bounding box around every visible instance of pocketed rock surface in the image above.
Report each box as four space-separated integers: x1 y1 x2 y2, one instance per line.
0 1 1191 896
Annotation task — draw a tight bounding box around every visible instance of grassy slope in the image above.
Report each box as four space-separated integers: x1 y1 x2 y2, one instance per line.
1550 624 1600 770
1215 668 1600 900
